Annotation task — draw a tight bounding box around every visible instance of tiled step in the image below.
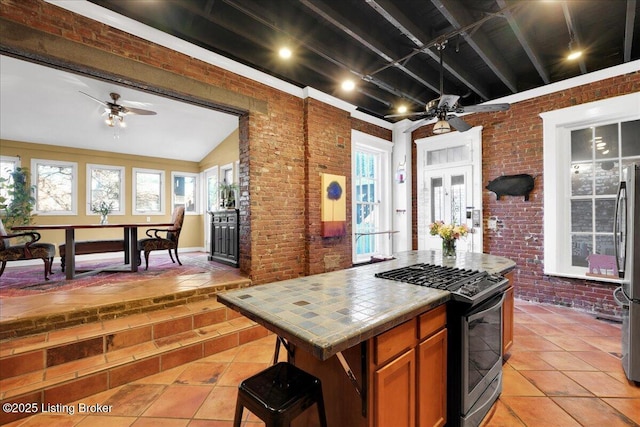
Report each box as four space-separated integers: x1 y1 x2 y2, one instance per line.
0 298 269 425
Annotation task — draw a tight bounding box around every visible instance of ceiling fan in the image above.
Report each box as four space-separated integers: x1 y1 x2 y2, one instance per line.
385 41 510 134
80 91 157 128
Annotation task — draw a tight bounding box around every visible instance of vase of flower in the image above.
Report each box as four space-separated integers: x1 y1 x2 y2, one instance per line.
92 201 113 225
429 220 469 259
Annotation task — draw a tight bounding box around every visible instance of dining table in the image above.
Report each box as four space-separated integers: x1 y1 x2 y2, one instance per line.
12 222 174 280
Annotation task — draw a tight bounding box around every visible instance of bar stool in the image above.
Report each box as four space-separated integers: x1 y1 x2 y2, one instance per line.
233 361 328 427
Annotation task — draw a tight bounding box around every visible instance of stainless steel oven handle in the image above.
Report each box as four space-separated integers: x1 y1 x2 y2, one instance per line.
468 292 506 322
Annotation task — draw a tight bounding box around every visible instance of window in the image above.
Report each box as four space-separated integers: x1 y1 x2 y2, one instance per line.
542 92 640 279
31 159 77 215
87 164 124 215
352 130 393 263
172 171 198 213
133 168 165 215
0 156 20 208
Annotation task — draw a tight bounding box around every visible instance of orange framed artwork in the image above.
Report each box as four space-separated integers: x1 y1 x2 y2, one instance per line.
321 173 346 237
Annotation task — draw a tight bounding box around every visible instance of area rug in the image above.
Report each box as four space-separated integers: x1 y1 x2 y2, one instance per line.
0 252 234 297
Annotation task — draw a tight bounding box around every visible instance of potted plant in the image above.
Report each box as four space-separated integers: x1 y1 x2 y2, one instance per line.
218 181 238 209
0 166 36 231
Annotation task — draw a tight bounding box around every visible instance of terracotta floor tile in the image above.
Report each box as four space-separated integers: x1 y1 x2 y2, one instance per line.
520 322 567 336
193 385 238 420
3 413 82 427
132 364 186 385
582 335 622 353
511 335 564 352
543 335 600 352
602 398 640 425
499 396 582 426
506 351 556 371
572 351 625 373
479 400 526 426
142 384 211 418
103 383 167 416
74 415 138 426
563 371 640 398
173 361 228 385
187 420 235 427
536 351 598 371
552 397 638 426
520 371 593 397
217 362 269 387
130 417 190 426
558 323 610 337
501 368 545 397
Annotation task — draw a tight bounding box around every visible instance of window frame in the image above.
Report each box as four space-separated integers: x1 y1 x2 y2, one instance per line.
132 167 165 215
351 129 393 264
171 171 200 215
0 155 21 211
31 158 78 215
86 163 125 216
541 92 640 281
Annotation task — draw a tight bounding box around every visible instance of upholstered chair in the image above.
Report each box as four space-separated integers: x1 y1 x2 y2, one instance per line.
0 219 55 280
137 206 185 270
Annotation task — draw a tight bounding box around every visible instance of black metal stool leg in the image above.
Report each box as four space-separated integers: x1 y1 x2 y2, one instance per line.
232 398 244 427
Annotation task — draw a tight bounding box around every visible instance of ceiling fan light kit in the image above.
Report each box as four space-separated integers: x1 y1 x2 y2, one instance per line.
80 91 157 133
433 119 451 134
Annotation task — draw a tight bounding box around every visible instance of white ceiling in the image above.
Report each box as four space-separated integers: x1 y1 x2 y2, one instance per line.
0 55 239 162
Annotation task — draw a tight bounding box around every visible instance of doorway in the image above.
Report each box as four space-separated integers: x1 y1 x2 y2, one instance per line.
416 127 483 253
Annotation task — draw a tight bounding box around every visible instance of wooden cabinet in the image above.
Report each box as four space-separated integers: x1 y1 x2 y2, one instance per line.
208 209 239 267
502 271 515 358
372 304 447 427
374 348 416 427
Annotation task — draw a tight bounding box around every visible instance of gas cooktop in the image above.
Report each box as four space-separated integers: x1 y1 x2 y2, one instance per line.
375 263 508 305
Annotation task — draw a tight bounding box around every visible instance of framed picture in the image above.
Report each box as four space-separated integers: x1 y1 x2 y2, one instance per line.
321 173 346 237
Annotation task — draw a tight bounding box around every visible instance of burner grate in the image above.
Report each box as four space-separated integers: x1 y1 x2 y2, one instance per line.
375 263 484 292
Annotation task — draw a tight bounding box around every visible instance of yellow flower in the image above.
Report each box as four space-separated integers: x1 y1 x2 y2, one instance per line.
429 221 469 240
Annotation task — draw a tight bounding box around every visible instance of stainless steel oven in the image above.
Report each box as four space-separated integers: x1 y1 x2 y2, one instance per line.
375 263 509 427
459 293 505 427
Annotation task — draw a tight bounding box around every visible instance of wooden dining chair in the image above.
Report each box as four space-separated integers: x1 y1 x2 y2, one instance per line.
137 206 185 270
0 219 55 280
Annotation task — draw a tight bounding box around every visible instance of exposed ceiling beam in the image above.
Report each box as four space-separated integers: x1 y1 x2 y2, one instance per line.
365 0 492 101
625 0 637 62
431 0 518 93
495 0 550 84
299 0 434 104
561 1 587 74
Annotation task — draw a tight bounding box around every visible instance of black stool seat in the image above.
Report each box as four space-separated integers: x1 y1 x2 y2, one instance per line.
233 361 328 427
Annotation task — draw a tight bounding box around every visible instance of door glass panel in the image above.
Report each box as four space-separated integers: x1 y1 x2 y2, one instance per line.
207 175 218 211
450 174 465 225
430 177 443 222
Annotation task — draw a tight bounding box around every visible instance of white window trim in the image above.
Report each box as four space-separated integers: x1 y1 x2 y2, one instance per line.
351 129 394 264
0 155 21 212
86 163 125 216
541 92 640 281
220 162 234 184
31 158 78 215
171 171 200 215
132 167 165 215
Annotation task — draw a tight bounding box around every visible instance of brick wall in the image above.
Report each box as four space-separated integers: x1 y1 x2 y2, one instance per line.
1 0 392 285
412 71 640 316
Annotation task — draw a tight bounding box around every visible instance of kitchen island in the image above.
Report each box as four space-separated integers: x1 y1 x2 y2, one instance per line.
218 250 515 427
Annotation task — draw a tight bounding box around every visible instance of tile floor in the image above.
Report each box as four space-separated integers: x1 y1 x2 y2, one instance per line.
3 300 640 426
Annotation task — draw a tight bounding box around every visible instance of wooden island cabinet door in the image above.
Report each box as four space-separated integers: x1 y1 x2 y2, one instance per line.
417 328 447 427
373 348 416 427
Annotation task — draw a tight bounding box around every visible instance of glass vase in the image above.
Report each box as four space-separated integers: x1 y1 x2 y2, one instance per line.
442 238 456 258
100 214 108 225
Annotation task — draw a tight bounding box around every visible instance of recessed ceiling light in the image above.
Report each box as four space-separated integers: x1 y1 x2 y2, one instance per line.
397 105 407 114
567 50 582 60
341 79 355 91
278 47 292 59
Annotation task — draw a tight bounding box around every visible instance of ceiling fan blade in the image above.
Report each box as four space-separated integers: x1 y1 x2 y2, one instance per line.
384 111 429 119
121 106 157 115
447 115 472 132
457 103 510 113
79 91 109 108
403 118 431 133
438 94 460 109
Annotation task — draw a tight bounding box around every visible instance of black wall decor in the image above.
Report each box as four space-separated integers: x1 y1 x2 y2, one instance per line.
486 174 535 201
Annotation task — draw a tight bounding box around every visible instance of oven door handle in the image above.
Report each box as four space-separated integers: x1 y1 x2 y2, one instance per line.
468 292 506 322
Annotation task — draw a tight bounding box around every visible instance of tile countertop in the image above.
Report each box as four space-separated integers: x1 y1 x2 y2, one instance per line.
217 250 516 360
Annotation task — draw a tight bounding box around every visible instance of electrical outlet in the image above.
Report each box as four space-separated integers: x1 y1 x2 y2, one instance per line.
146 216 150 222
488 218 497 230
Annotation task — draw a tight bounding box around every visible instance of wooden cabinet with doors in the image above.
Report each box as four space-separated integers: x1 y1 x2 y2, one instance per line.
502 270 515 359
208 209 239 267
